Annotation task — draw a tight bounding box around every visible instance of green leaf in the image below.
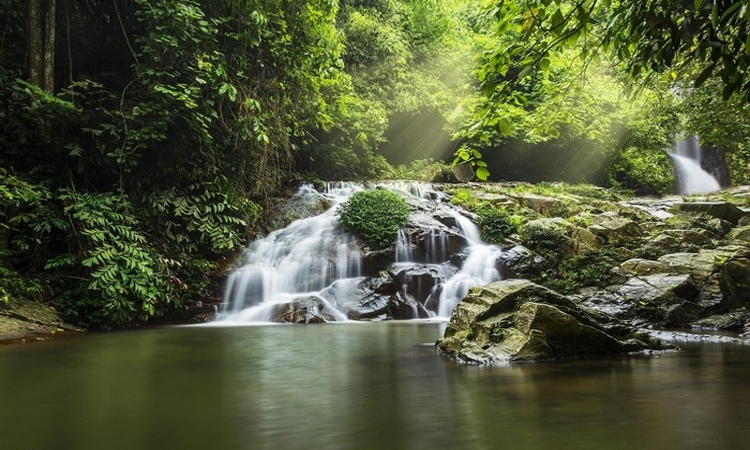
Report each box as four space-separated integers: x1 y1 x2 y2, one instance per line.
539 57 551 72
476 167 490 181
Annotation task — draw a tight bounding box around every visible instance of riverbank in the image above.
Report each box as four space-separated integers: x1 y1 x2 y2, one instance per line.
0 298 85 344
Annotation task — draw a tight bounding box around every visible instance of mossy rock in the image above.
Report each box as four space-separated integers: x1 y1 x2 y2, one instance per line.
436 280 669 364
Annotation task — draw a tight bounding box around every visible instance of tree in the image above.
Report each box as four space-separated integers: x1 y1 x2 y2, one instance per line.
27 0 56 92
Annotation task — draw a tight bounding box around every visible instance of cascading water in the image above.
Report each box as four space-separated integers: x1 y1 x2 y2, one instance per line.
671 135 721 195
218 181 505 323
437 213 502 318
219 183 361 322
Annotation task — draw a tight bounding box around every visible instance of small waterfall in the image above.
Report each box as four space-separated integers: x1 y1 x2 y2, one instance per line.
436 211 502 318
219 181 505 323
219 183 361 322
671 136 721 195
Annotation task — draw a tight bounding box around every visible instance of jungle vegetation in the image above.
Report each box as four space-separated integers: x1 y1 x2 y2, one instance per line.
1 0 749 327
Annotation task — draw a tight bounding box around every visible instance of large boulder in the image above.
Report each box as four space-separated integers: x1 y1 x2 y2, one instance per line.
657 246 750 312
436 280 668 364
320 277 393 320
615 274 702 326
587 216 644 245
670 201 748 225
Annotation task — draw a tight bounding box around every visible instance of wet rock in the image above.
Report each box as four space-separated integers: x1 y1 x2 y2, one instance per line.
691 311 750 331
670 201 748 225
361 247 397 276
265 186 334 231
436 280 668 364
615 274 702 326
401 227 469 264
387 291 431 320
657 246 750 312
320 278 392 320
389 263 457 312
269 297 340 324
497 245 544 278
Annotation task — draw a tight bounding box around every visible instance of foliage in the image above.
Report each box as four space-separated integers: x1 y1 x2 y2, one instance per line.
608 147 675 196
476 206 521 244
389 158 463 182
56 191 172 326
519 222 570 265
452 0 750 181
0 261 44 305
679 77 750 185
338 189 410 248
543 248 622 295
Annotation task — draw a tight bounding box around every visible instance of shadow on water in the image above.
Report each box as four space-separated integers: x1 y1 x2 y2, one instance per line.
1 322 749 450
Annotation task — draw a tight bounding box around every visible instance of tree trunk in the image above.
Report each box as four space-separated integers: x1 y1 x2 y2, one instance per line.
43 0 56 93
28 0 43 88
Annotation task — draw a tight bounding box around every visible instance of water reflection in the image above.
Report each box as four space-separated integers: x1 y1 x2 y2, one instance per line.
1 323 749 450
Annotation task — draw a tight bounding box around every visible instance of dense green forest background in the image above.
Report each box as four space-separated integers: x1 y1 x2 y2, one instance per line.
2 0 749 328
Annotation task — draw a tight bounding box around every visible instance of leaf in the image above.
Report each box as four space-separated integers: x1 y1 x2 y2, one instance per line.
476 167 490 181
539 57 551 72
694 63 716 87
498 118 512 135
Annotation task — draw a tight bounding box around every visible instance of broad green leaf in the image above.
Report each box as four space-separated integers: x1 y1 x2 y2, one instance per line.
476 167 490 181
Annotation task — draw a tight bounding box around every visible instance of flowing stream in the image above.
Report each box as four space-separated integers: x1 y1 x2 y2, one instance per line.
219 182 502 323
671 136 721 195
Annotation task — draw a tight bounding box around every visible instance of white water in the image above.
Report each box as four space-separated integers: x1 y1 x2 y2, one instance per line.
672 136 720 195
219 183 361 322
218 181 504 323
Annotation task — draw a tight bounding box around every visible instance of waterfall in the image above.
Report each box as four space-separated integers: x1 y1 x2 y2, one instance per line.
436 211 502 318
671 136 721 195
218 181 505 323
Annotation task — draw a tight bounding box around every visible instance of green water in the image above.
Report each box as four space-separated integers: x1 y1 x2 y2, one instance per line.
1 322 749 450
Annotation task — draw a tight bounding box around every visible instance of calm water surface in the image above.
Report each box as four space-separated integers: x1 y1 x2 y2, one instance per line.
1 322 749 450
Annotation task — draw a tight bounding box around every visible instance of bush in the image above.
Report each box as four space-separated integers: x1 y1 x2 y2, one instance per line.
337 189 410 248
519 222 570 264
476 206 520 244
608 147 675 196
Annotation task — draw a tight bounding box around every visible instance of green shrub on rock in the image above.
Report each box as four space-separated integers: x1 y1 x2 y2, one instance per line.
477 206 521 244
338 189 410 248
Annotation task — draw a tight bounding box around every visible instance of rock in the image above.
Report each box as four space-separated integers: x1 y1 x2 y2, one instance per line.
269 296 340 324
389 263 458 313
728 225 750 243
497 245 544 278
615 274 702 326
614 258 667 279
265 186 334 231
520 194 571 216
670 201 748 225
320 278 392 320
524 217 596 254
640 229 718 256
657 246 750 312
691 311 750 331
399 226 469 264
587 216 644 245
436 280 668 364
387 291 431 320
